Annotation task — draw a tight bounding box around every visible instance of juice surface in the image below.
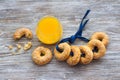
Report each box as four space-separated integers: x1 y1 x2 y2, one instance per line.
36 16 63 44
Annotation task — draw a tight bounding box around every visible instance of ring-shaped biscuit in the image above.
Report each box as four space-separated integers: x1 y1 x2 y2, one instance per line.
91 32 109 47
32 46 52 65
79 45 93 64
13 28 33 40
66 46 81 66
88 39 106 59
54 42 71 61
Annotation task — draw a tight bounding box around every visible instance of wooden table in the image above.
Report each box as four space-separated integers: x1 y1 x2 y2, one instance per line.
0 0 120 80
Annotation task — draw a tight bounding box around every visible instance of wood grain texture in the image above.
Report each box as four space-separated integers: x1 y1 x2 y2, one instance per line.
0 0 120 80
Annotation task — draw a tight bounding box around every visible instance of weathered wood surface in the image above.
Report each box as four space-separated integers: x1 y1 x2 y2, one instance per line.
0 0 120 80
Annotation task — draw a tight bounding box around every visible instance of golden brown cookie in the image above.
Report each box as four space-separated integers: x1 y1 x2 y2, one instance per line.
66 46 81 66
32 46 52 65
88 39 106 59
54 42 71 61
91 32 109 47
13 28 33 40
79 45 93 64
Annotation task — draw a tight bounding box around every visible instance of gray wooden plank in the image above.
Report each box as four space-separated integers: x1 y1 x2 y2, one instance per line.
0 0 120 80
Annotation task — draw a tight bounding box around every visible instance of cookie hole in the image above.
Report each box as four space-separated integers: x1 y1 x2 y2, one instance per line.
56 46 63 53
40 53 45 56
81 53 85 57
80 50 86 57
58 49 63 53
92 46 98 52
99 38 103 41
70 51 74 56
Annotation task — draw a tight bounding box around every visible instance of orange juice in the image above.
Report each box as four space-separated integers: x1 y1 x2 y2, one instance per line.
36 16 63 44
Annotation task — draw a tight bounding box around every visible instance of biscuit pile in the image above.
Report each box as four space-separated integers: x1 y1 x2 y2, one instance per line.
54 32 109 66
54 10 109 66
8 28 33 55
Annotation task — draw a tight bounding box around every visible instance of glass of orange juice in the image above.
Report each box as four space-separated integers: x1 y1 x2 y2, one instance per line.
36 16 63 44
